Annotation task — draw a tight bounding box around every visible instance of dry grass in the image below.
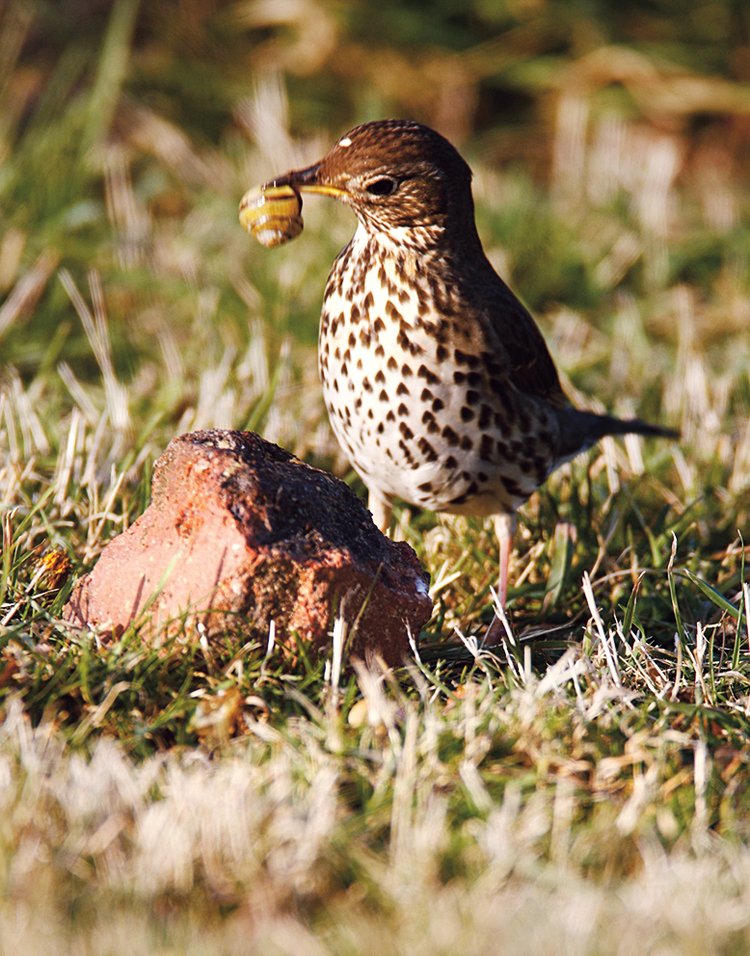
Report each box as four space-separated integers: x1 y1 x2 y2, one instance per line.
2 660 750 955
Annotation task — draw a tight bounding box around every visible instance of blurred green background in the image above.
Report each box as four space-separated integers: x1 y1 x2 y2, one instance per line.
15 0 750 144
11 0 750 154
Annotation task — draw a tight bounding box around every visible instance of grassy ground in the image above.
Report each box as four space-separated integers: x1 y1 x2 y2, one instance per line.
1 2 750 952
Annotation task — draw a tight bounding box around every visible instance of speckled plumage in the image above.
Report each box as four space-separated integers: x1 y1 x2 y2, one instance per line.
267 119 677 603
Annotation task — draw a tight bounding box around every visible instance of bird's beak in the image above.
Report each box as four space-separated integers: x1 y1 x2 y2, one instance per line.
268 162 348 199
240 159 348 246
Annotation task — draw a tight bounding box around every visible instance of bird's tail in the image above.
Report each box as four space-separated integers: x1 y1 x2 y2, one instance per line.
558 409 679 460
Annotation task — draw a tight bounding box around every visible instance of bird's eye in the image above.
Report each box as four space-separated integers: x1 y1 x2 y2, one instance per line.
365 177 398 197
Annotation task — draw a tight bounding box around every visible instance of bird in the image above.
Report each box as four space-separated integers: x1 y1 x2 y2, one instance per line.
256 119 677 606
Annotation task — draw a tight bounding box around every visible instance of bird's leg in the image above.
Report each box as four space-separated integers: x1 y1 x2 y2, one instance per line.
368 489 393 535
492 512 517 607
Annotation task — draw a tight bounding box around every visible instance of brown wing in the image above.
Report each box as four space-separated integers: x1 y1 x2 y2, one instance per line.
476 271 569 408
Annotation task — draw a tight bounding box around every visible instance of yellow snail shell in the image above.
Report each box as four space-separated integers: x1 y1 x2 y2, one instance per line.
239 184 304 248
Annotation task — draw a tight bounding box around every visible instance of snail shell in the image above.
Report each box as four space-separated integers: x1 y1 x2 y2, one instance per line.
239 184 304 248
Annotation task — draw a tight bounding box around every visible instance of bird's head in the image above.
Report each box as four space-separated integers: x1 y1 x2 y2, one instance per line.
268 119 476 246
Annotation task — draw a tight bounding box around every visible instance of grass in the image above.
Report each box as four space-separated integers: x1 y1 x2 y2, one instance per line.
2 2 750 951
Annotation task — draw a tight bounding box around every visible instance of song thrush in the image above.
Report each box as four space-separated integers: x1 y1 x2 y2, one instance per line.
250 120 677 604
